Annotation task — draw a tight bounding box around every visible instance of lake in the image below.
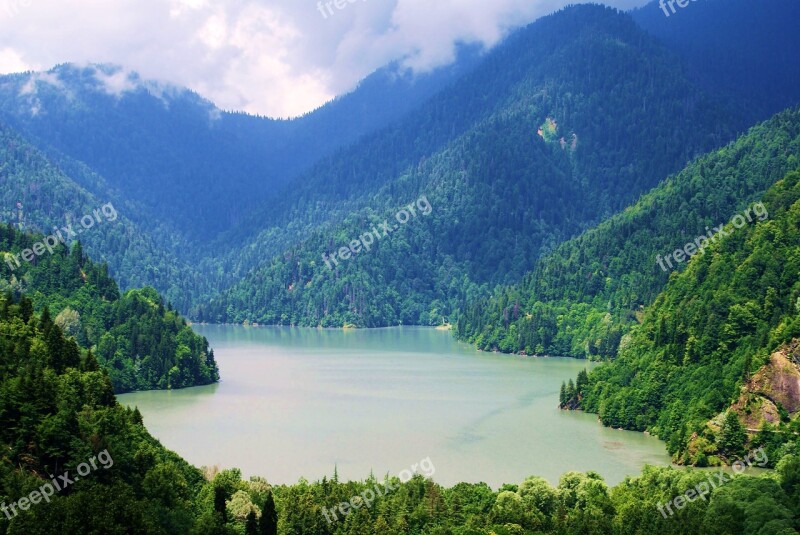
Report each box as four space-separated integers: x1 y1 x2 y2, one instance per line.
118 325 671 488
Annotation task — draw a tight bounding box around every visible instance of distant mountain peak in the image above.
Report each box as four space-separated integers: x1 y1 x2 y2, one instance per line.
2 62 215 118
52 63 195 104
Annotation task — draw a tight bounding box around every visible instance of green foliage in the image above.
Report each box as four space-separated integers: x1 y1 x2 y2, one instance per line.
456 106 800 359
189 465 798 535
260 491 277 535
0 293 207 534
0 121 209 312
576 168 800 464
718 412 748 459
0 224 218 392
197 5 739 327
0 282 794 533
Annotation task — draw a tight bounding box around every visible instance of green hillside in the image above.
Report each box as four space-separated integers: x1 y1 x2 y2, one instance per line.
0 121 210 311
0 292 208 533
0 224 218 392
196 5 737 327
567 168 800 465
455 107 800 359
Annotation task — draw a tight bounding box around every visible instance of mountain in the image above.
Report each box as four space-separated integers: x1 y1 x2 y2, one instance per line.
0 52 481 308
0 121 206 310
631 0 800 127
0 55 479 241
565 166 800 465
455 107 800 358
194 4 738 326
0 0 800 332
2 0 799 328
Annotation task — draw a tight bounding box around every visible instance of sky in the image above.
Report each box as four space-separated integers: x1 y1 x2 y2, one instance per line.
0 0 648 118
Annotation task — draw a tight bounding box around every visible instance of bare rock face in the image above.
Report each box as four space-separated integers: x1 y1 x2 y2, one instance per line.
730 341 800 429
789 339 800 367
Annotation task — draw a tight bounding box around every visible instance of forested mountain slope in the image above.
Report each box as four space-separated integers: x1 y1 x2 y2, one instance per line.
632 0 800 126
0 122 208 310
0 295 212 533
195 4 739 326
455 107 800 358
0 56 478 240
3 0 799 326
0 223 218 392
566 168 800 465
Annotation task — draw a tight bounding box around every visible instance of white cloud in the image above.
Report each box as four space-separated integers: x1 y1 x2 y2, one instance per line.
0 0 648 118
0 47 35 73
94 67 138 96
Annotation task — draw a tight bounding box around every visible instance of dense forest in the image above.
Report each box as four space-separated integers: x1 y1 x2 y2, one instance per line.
455 107 800 359
0 287 798 534
0 292 209 533
631 0 800 126
561 168 800 467
0 121 211 311
0 58 477 241
0 223 218 392
194 5 741 327
1 2 798 330
0 223 796 533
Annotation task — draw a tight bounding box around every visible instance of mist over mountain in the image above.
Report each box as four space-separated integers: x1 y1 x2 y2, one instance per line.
195 4 741 326
0 51 481 241
2 1 800 533
2 1 798 322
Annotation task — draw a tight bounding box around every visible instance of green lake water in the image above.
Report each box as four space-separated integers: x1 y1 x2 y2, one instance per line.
119 325 671 487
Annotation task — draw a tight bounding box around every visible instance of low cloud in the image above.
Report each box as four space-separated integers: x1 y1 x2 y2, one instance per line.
0 0 647 118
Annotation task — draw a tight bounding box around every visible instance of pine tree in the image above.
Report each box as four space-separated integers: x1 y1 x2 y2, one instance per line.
19 296 33 323
718 411 747 458
576 369 589 396
132 407 144 425
260 491 278 535
214 485 228 524
374 516 392 535
83 349 101 372
245 511 259 535
39 306 53 332
560 382 567 407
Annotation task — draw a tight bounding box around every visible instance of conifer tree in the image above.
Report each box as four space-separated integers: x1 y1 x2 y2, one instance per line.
214 485 229 524
245 510 259 535
260 491 278 535
718 411 747 458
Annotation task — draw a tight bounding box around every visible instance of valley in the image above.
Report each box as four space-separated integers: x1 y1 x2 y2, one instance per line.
0 0 799 533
